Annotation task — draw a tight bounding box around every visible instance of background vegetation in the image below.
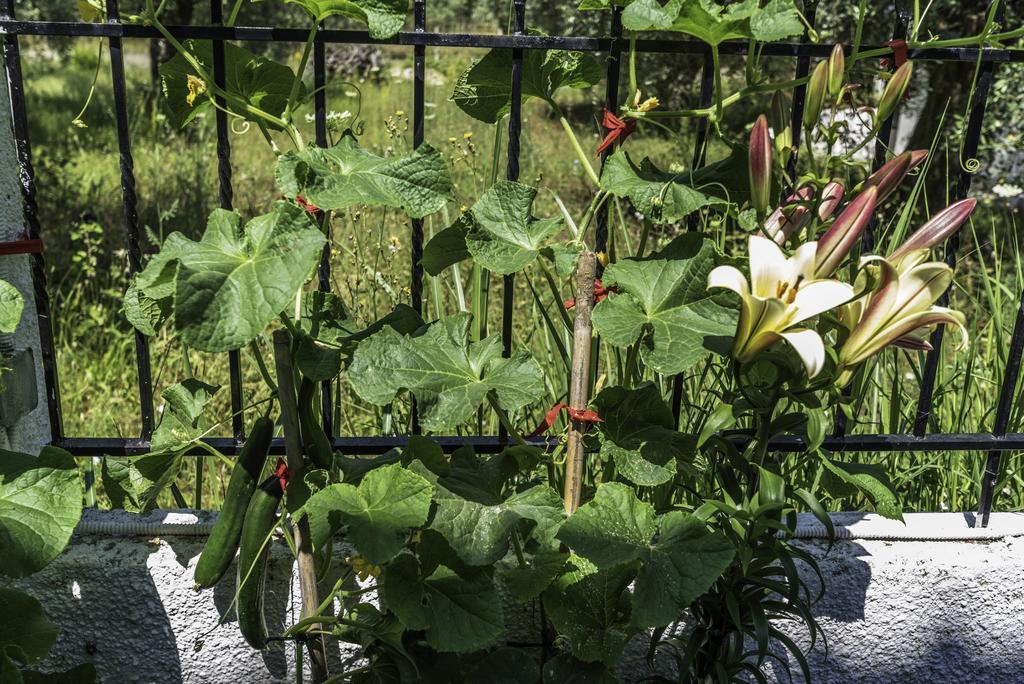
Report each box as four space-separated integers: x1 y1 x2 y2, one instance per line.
13 0 1024 514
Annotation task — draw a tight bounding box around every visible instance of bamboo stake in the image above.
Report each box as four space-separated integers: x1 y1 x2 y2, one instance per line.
563 251 597 515
272 329 328 683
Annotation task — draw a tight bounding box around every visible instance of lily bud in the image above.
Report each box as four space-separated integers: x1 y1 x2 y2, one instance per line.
888 198 977 269
862 150 928 202
765 187 813 244
749 115 772 218
827 44 845 100
875 61 913 126
770 91 792 161
803 60 829 132
815 186 878 277
818 181 845 220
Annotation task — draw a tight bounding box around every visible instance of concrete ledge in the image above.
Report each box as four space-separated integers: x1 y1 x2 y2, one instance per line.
15 510 1024 683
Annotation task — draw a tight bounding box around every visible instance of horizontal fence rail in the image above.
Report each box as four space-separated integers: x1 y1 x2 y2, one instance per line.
2 3 1023 525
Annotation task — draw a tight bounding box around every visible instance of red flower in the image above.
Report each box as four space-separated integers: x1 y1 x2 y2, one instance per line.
596 109 636 156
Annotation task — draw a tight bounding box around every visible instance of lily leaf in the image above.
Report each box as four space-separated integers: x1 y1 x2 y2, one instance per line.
423 181 563 276
0 448 82 578
452 38 602 123
304 463 433 564
286 0 409 39
592 234 738 375
382 554 504 653
276 133 452 219
348 312 545 431
621 0 803 45
160 41 301 130
818 456 903 521
592 384 695 486
557 482 734 628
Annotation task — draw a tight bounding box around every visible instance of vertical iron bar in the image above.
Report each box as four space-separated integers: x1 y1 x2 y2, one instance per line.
106 0 155 439
210 0 245 441
671 48 715 423
499 0 526 441
913 48 999 437
594 6 623 257
0 0 63 443
409 0 427 436
833 4 908 437
314 24 334 440
978 299 1024 526
785 0 819 182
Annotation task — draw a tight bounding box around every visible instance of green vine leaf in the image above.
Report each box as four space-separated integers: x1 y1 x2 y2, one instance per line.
452 38 602 123
621 0 803 45
0 588 59 666
599 151 735 224
382 554 504 653
557 482 735 629
592 234 738 375
131 203 325 352
542 563 636 666
422 181 563 276
160 41 301 130
541 653 618 683
0 280 24 334
304 463 433 564
276 133 452 219
592 384 696 486
348 313 545 431
286 0 410 39
0 447 82 578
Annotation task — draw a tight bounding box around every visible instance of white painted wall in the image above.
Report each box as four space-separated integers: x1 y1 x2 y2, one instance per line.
14 510 1024 683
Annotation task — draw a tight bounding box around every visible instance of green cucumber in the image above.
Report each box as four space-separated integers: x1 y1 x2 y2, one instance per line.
298 378 333 470
237 474 284 650
193 417 274 589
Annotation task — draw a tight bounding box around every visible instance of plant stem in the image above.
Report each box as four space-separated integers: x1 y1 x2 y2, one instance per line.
226 0 245 26
487 394 527 446
554 107 600 186
286 24 318 125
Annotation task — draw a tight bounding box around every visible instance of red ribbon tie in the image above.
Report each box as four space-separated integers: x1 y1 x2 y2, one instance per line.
530 402 604 437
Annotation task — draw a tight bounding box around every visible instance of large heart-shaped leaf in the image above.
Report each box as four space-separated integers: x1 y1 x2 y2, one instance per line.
160 41 301 129
382 554 504 653
592 234 738 375
304 463 432 564
0 588 59 665
276 133 452 219
452 39 602 123
0 280 24 334
0 447 82 578
422 181 563 275
542 563 636 666
557 482 734 629
592 384 695 486
286 0 409 39
348 313 545 431
599 150 737 224
133 204 325 352
621 0 803 45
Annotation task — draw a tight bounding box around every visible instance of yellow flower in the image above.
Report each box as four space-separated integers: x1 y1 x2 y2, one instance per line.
708 235 854 377
186 75 206 106
347 555 381 581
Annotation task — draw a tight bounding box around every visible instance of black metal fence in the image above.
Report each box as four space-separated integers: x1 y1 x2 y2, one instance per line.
2 1 1023 524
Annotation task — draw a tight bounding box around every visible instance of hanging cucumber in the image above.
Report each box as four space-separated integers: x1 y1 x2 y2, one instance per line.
237 462 288 650
298 377 334 470
194 417 274 589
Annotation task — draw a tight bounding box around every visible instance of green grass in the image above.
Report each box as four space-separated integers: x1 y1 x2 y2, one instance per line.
19 38 1024 514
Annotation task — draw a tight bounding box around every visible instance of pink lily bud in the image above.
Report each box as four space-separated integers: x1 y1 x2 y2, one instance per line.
827 44 845 100
803 60 828 131
749 115 772 218
765 187 813 244
815 186 878 277
889 198 977 264
863 150 928 202
818 181 844 220
875 61 913 126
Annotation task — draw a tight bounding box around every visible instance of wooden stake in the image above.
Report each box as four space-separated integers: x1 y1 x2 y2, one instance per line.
272 330 328 683
563 251 597 515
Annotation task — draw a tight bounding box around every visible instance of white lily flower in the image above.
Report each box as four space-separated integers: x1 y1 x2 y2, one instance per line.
836 256 968 384
708 235 854 377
